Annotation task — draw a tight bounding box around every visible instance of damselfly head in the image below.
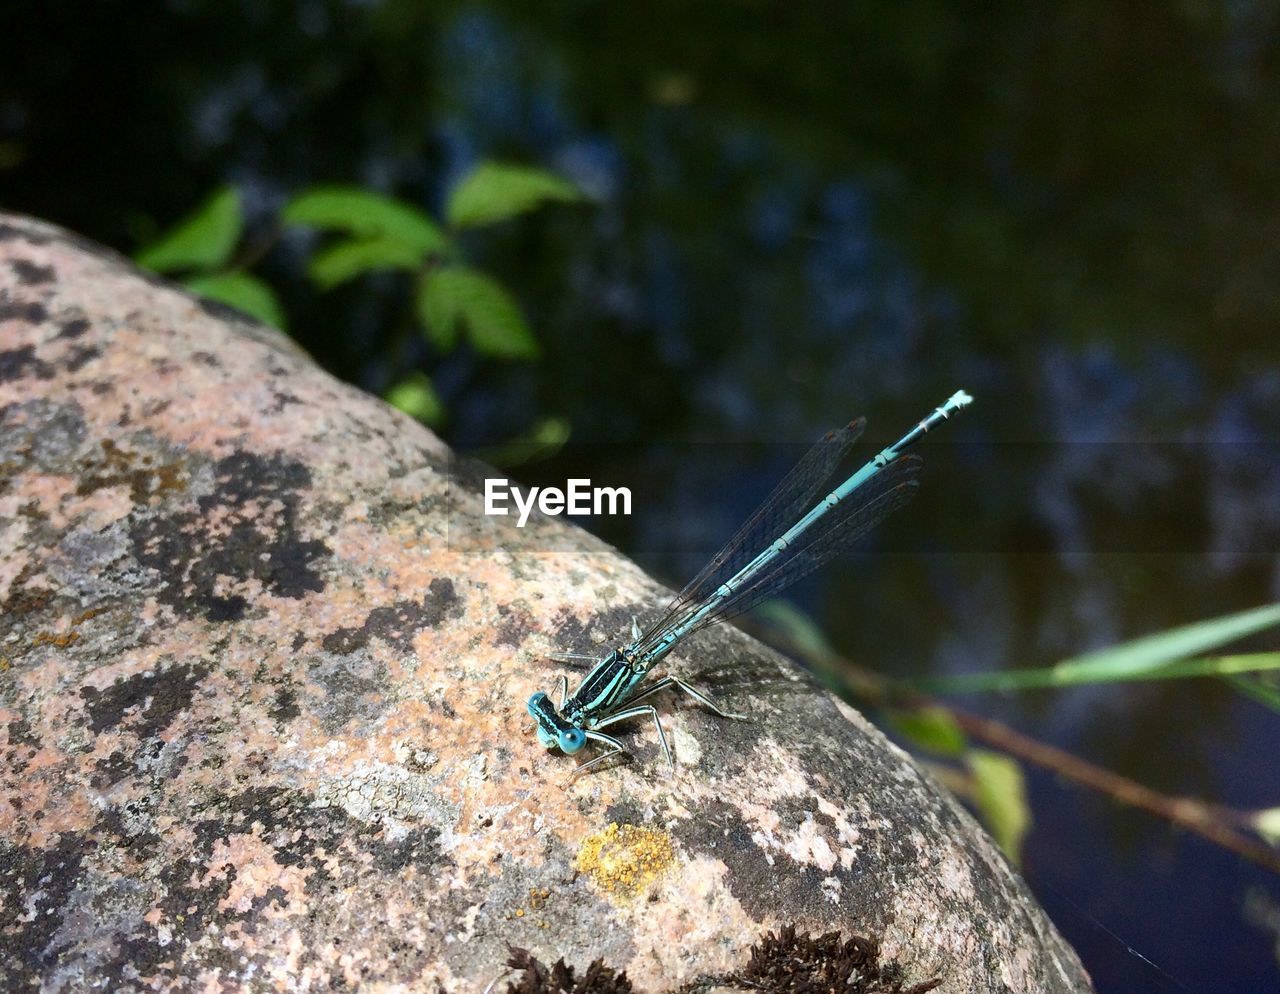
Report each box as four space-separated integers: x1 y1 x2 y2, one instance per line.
527 691 587 753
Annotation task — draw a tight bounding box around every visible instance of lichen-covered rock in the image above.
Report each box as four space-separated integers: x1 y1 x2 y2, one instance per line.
0 213 1093 993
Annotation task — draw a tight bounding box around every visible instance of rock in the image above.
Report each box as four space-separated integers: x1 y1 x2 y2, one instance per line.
0 213 1093 993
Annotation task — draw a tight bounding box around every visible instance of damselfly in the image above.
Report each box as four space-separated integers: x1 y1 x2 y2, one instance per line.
528 390 973 776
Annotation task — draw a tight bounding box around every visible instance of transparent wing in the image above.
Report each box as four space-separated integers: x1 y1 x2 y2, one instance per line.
633 419 866 647
632 437 921 654
660 457 921 637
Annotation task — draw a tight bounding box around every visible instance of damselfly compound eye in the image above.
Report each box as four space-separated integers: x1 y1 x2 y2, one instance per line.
558 728 586 753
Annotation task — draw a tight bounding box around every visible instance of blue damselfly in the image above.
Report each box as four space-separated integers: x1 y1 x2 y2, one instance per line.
528 390 973 776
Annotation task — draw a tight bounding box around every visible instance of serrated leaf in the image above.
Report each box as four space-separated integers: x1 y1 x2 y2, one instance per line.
1254 808 1280 847
307 236 425 290
284 186 449 255
418 266 537 359
445 162 583 231
886 706 968 758
385 372 444 426
137 187 242 274
184 272 286 330
968 750 1030 864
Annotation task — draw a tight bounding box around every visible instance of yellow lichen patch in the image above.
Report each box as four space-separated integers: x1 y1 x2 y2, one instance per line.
576 822 676 899
505 887 553 926
23 607 108 654
31 631 79 648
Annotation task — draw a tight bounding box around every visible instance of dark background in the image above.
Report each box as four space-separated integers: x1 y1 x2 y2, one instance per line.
4 3 1280 990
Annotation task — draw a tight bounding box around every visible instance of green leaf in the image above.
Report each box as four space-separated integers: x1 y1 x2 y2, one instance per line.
137 187 242 274
283 186 449 255
418 266 538 359
307 236 425 290
445 162 583 231
967 750 1030 863
385 372 444 426
184 272 286 330
1254 808 1280 847
885 706 968 758
1052 604 1280 682
910 604 1280 694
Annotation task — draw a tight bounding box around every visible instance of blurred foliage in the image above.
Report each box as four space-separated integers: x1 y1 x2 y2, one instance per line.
420 265 537 358
185 271 287 330
134 162 586 421
306 234 426 291
883 705 968 758
911 603 1280 693
135 186 285 328
966 750 1031 864
384 371 444 427
1256 808 1280 848
445 161 583 230
284 186 451 253
136 186 243 274
7 0 1277 443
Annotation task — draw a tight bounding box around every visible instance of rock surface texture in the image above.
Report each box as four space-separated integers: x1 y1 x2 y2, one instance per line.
0 213 1093 993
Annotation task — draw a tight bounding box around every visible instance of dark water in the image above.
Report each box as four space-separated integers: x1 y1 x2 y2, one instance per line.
4 4 1280 990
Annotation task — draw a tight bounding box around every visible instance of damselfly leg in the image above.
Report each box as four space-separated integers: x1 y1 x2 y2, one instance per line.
570 730 629 779
592 703 674 769
623 674 747 721
562 673 742 780
547 651 597 663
